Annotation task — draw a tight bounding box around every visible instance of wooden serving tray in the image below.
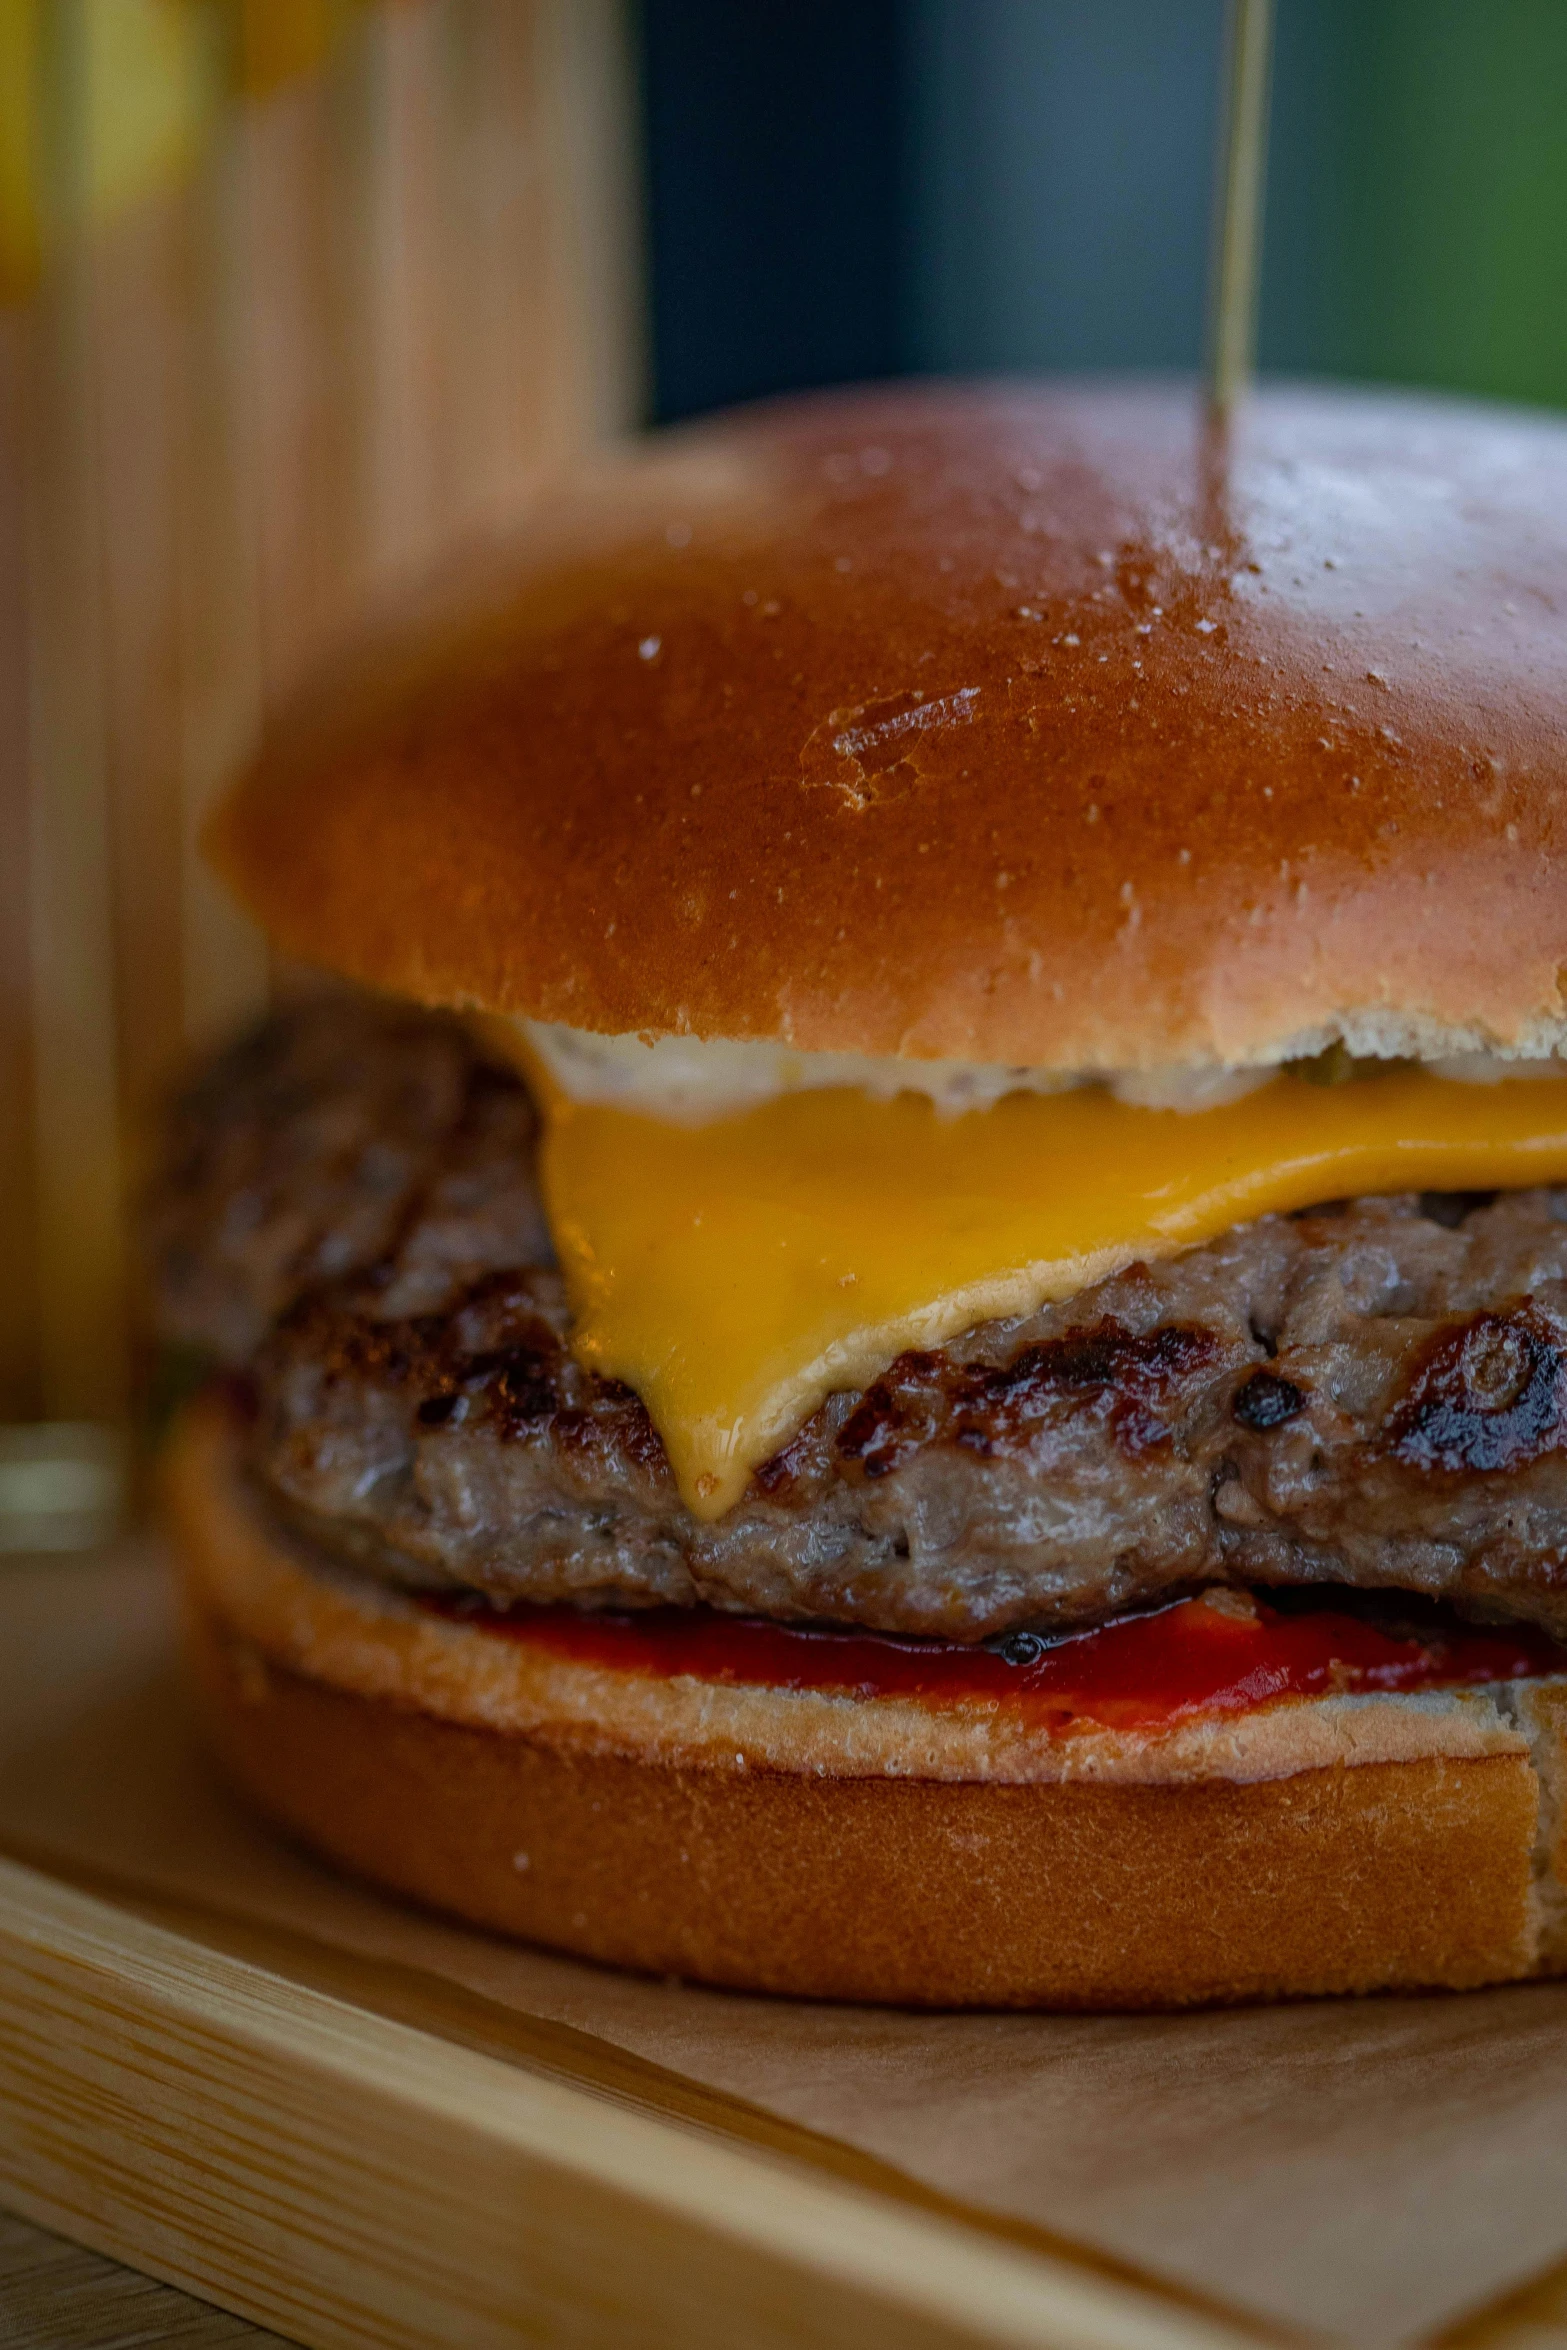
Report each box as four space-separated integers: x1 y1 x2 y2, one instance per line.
0 1850 1257 2350
4 1544 1567 2350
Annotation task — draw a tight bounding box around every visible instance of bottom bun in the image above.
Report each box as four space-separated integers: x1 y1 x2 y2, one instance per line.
168 1396 1567 2009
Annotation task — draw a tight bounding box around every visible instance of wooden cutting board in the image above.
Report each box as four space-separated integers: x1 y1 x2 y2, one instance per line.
0 1845 1260 2350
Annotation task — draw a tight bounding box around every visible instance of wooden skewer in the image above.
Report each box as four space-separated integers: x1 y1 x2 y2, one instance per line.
1205 0 1275 417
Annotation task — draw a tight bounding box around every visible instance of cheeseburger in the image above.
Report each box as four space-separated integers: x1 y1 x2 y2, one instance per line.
151 381 1567 2008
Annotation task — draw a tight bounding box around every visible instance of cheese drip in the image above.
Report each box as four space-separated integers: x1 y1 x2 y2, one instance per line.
532 1065 1567 1520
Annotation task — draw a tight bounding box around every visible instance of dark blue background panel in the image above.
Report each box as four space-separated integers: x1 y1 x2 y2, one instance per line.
641 0 908 422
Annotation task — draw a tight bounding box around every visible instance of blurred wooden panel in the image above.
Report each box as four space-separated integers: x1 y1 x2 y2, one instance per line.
25 0 128 1426
243 39 374 704
443 0 556 530
364 0 449 585
0 308 38 1425
175 86 269 1059
542 0 644 455
1 0 642 1469
95 190 191 1146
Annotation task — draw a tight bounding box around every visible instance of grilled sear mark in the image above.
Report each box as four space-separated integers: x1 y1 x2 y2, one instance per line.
832 1350 945 1479
269 1270 663 1462
1233 1370 1308 1431
837 1318 1221 1478
1384 1303 1567 1474
459 1345 559 1434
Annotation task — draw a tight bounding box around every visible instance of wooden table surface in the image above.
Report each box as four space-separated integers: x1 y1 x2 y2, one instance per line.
0 2207 290 2347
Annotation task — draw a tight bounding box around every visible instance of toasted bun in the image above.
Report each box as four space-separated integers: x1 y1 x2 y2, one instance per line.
169 1394 1567 2008
211 379 1567 1073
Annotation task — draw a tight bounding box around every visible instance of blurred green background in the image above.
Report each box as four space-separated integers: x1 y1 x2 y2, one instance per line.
1264 0 1567 403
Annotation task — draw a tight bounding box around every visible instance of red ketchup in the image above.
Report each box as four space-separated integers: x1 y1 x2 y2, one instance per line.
419 1588 1567 1737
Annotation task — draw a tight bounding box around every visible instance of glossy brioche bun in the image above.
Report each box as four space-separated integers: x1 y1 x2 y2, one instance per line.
170 1394 1567 2009
210 379 1567 1075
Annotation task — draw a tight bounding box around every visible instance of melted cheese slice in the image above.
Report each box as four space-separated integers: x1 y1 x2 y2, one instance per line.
532 1065 1567 1520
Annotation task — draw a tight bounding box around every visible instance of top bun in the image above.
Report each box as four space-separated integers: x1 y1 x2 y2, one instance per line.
211 380 1567 1072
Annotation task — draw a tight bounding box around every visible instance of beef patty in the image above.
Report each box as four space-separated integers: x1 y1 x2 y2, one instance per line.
147 993 1567 1642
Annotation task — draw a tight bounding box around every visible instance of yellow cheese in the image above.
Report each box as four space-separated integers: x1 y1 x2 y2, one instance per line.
533 1064 1567 1521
